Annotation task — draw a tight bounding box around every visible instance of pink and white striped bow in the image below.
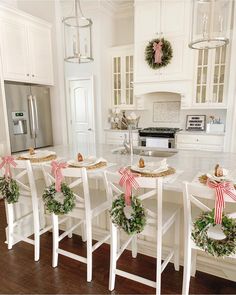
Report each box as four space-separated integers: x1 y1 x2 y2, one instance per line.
51 161 68 192
207 179 236 224
153 41 163 64
0 156 17 178
119 167 139 206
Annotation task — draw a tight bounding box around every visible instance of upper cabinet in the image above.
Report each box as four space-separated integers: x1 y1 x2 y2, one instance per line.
111 45 134 109
0 7 54 85
134 0 193 84
193 46 228 108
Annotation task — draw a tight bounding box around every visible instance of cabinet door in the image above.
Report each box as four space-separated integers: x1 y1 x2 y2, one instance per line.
134 1 159 42
124 55 134 106
112 56 122 106
0 17 30 82
28 23 53 85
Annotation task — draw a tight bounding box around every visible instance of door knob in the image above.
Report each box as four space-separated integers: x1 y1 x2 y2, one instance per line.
88 128 92 131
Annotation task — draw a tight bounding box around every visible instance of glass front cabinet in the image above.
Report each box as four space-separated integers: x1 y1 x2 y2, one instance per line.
193 45 228 108
111 45 134 109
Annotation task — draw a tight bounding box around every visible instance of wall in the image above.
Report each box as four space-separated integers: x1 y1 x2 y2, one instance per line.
112 15 134 46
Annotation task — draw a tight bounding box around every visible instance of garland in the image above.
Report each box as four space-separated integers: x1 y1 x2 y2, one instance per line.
145 38 173 70
0 176 20 204
192 209 236 258
43 182 76 215
110 194 146 235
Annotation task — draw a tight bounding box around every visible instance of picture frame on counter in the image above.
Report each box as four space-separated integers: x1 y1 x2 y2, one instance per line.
186 115 206 131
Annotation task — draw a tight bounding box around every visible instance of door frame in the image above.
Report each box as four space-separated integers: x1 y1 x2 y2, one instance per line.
66 76 95 145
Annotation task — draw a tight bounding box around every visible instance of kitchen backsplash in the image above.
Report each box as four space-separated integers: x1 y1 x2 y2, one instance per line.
126 92 227 130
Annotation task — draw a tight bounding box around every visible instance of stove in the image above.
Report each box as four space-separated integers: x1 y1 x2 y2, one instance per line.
139 127 181 148
139 127 181 138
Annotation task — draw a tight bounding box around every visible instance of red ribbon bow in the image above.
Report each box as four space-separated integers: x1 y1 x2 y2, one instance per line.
0 156 17 178
51 161 68 192
119 167 139 206
153 41 163 64
207 179 236 224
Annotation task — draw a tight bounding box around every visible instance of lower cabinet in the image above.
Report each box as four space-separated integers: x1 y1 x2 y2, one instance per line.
176 133 225 152
105 130 139 146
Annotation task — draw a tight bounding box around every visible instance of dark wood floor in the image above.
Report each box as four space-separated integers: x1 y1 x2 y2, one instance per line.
0 200 235 294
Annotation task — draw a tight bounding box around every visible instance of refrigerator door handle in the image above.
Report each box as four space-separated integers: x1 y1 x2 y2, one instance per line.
28 95 36 138
32 95 39 133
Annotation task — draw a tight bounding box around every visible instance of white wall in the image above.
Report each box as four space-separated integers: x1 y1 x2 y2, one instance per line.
112 15 134 46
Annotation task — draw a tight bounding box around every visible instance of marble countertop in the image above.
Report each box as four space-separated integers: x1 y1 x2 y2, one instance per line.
178 130 225 136
37 144 236 193
104 128 140 132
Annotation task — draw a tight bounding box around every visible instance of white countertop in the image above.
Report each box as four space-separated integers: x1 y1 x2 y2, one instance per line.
104 128 140 132
36 144 236 193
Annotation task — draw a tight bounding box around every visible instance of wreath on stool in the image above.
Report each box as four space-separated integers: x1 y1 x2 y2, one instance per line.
192 209 236 258
110 193 146 235
43 182 75 215
42 161 76 215
145 38 173 70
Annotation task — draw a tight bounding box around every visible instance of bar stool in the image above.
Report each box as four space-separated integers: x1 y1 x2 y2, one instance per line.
104 171 181 295
1 159 52 261
182 182 236 295
42 164 110 282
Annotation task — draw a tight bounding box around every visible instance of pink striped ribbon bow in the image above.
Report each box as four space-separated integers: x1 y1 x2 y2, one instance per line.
119 167 139 206
0 156 17 178
153 41 163 64
207 179 236 224
51 161 68 192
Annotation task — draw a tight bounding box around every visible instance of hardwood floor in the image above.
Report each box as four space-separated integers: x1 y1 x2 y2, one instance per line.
0 199 235 294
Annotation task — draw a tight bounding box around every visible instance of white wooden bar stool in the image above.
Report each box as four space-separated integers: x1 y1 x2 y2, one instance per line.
42 164 110 282
104 171 181 295
0 160 52 261
182 182 236 295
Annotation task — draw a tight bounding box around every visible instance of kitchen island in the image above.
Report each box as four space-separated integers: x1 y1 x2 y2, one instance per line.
15 144 236 282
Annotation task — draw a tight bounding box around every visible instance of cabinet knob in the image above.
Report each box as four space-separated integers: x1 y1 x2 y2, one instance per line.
32 74 35 77
27 74 29 76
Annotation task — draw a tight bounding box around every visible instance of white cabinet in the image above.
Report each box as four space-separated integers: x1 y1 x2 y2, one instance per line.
134 0 193 83
105 130 139 146
193 46 228 108
0 7 53 85
176 133 225 152
111 45 134 109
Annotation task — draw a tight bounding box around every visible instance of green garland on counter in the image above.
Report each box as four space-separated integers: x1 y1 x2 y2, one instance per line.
192 209 236 258
0 177 20 204
145 38 173 70
110 194 146 235
43 183 76 215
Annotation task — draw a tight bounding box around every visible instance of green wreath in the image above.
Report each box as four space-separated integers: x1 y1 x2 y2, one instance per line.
43 183 76 215
145 38 173 70
110 194 146 235
192 209 236 258
0 177 20 204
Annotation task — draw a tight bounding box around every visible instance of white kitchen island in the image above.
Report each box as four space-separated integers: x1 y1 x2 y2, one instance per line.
14 144 236 283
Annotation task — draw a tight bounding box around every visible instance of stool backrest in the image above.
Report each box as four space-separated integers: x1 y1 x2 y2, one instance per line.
42 164 90 213
0 160 37 204
104 171 163 235
183 182 236 234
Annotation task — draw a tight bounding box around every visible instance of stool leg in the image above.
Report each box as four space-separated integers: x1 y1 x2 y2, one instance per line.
81 221 87 242
191 249 197 277
131 234 138 258
52 214 59 267
109 223 117 291
86 220 92 282
7 203 14 249
182 238 192 295
33 203 40 261
174 211 180 271
67 217 73 238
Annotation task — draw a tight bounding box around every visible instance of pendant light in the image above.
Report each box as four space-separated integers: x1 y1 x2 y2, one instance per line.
63 0 93 63
189 0 232 50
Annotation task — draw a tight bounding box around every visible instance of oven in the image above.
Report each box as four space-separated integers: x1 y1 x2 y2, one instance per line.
139 128 180 149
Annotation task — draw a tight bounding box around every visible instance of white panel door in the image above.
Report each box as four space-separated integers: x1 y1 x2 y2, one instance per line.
0 17 30 82
69 79 95 156
28 22 53 85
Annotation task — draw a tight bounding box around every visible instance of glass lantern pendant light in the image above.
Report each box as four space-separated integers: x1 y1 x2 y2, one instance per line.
189 0 232 50
63 0 93 63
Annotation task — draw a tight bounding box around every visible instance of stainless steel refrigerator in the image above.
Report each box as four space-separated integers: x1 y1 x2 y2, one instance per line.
5 82 53 153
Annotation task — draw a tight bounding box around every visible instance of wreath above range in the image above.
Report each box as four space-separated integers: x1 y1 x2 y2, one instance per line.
145 38 173 70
